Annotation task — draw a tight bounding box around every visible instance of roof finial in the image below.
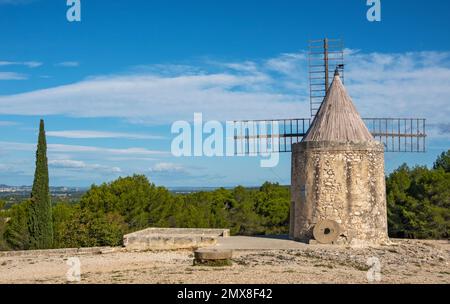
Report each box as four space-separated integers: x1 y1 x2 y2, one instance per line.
334 67 340 77
334 64 344 77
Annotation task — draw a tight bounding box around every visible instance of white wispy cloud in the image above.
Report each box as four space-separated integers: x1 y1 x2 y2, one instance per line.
106 156 158 162
46 130 164 140
55 61 80 68
0 163 24 174
131 64 202 76
0 141 168 156
218 61 259 73
0 72 27 80
0 61 42 68
0 0 36 5
0 73 303 122
149 162 186 173
49 144 167 156
265 52 306 75
435 123 450 135
0 120 19 126
49 159 90 169
0 50 449 139
48 159 121 173
145 162 225 184
344 50 450 128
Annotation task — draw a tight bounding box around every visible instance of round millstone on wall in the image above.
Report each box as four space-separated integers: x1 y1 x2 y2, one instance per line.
313 219 341 244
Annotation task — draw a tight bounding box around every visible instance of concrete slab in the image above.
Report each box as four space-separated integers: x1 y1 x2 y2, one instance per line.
123 228 230 251
214 235 308 251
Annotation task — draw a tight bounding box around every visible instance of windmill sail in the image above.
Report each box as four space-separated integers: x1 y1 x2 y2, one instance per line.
308 38 345 118
365 118 426 152
233 117 426 154
232 119 311 155
233 38 426 155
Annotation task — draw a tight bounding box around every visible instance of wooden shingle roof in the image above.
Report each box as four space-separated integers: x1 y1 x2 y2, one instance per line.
303 73 374 142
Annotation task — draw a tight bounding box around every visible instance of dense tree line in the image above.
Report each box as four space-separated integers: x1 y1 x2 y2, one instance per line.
0 200 8 251
387 150 450 239
0 177 290 249
0 150 448 250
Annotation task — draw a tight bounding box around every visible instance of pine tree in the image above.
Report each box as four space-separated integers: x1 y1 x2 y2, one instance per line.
28 119 53 249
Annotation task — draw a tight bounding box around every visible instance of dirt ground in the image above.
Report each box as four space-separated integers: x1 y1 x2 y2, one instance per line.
0 239 448 284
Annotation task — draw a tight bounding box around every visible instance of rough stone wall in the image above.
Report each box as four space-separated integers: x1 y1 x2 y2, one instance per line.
290 141 389 246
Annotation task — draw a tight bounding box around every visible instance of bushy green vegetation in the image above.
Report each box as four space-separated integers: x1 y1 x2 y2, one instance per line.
0 200 8 251
387 150 450 239
0 150 448 251
3 200 31 250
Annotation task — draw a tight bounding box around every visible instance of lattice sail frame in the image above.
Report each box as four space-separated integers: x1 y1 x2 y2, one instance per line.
232 119 311 155
309 38 345 118
365 118 426 152
233 118 426 154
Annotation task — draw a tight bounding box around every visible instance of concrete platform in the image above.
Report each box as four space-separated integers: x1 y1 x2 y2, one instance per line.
123 228 230 251
214 235 307 251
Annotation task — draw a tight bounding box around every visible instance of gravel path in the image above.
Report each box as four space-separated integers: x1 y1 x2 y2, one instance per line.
0 239 448 284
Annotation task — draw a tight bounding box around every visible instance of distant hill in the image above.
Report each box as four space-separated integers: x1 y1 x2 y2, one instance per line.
0 185 86 191
0 185 87 205
168 186 231 194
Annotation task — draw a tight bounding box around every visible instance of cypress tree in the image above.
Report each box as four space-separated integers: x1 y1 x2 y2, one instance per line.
28 119 53 249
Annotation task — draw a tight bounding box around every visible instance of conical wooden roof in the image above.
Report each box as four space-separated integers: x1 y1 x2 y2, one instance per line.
303 73 374 142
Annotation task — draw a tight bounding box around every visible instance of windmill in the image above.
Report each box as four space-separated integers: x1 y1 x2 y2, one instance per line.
233 38 427 246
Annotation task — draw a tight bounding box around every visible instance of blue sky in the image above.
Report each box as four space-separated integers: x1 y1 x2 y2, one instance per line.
0 0 449 187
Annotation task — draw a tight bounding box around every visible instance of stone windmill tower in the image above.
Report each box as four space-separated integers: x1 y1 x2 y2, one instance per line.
233 38 426 246
290 70 388 246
